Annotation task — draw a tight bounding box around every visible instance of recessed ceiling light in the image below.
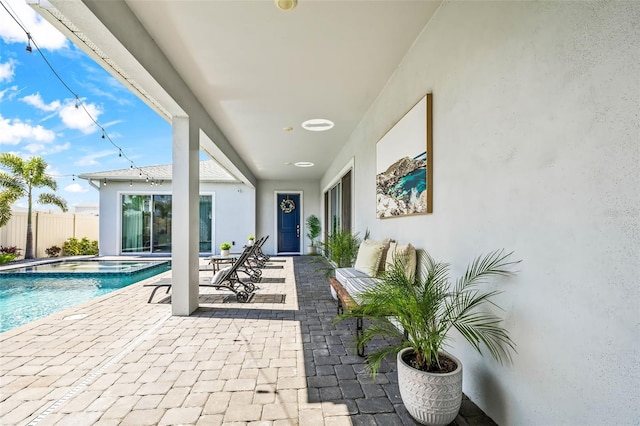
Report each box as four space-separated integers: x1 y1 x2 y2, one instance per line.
302 119 334 132
294 162 314 168
275 0 297 11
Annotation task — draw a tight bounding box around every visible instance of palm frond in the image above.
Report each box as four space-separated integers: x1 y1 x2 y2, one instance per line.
38 193 68 212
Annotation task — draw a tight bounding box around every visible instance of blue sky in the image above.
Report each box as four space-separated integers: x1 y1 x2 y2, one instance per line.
0 0 173 210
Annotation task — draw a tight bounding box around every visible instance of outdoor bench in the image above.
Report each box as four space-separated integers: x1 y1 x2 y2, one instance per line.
328 240 418 357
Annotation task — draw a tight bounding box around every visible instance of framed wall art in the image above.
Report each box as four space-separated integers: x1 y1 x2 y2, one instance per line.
376 93 432 219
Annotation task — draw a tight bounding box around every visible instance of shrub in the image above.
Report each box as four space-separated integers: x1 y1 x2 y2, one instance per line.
45 245 62 257
0 246 21 264
219 242 232 250
0 253 17 264
0 245 20 255
62 237 98 256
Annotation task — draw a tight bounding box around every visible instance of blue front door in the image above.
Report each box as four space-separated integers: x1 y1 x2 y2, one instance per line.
277 193 300 253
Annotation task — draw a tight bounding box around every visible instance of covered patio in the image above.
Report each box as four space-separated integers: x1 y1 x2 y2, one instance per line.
0 257 492 425
10 1 638 424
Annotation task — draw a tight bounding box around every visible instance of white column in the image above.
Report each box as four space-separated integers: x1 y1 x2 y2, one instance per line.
171 116 199 315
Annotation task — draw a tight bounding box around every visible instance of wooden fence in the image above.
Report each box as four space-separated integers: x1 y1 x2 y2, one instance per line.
0 211 99 259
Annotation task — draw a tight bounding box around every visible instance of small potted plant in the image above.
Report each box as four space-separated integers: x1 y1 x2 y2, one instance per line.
339 249 519 425
248 235 255 246
305 215 321 255
219 242 232 257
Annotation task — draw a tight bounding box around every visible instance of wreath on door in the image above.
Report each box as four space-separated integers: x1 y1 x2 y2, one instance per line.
280 198 295 213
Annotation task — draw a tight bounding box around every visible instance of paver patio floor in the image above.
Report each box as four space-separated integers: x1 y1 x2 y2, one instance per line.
0 256 495 425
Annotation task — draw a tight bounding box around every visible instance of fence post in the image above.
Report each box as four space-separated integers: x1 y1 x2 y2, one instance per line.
35 211 39 258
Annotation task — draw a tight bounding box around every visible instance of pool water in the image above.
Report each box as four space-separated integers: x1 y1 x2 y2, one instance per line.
3 260 167 276
0 261 170 333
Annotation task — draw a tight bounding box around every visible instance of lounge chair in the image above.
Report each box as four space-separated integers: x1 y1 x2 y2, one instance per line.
145 246 258 303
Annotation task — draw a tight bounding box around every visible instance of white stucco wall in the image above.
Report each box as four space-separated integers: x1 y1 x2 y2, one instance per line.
256 180 321 255
322 2 639 425
96 180 255 256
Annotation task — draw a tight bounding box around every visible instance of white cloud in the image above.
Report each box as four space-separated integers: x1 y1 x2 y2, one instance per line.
23 141 70 155
0 85 19 101
21 93 61 112
0 59 16 82
0 0 67 50
74 150 114 167
64 183 89 193
59 100 102 134
0 114 56 145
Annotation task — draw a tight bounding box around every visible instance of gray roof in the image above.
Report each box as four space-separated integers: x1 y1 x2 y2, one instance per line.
78 160 238 182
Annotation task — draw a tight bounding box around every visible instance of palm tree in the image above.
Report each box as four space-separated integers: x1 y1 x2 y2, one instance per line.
0 154 68 259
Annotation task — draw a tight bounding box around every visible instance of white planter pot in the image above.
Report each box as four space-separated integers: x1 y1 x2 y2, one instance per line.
307 245 317 255
220 249 230 257
397 348 463 426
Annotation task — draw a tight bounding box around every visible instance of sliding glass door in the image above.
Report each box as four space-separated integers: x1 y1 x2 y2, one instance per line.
122 195 151 253
121 193 213 254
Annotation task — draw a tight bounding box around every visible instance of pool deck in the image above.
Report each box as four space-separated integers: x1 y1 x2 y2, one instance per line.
0 256 496 425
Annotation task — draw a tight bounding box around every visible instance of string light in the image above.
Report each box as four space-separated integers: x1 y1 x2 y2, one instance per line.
0 2 157 184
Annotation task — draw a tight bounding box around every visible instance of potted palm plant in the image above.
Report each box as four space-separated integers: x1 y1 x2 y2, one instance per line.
305 214 321 255
339 249 519 425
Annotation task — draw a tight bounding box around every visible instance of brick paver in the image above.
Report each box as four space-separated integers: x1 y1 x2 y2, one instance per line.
0 256 495 425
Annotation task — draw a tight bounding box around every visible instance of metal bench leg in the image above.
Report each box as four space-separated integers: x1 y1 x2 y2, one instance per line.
356 316 364 357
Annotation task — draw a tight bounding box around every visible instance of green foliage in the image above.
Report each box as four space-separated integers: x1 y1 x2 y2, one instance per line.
45 245 62 257
62 237 98 256
248 235 255 241
0 245 20 264
338 250 520 377
0 253 17 264
314 229 361 277
219 242 232 250
305 215 321 246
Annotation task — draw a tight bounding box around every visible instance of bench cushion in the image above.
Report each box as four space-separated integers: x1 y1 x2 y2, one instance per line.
335 267 378 304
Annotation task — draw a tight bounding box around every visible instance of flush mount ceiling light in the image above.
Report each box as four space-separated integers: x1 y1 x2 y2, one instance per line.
302 118 334 132
275 0 297 11
294 162 314 168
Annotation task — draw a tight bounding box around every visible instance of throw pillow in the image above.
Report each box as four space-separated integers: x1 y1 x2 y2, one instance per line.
385 242 417 279
354 240 385 276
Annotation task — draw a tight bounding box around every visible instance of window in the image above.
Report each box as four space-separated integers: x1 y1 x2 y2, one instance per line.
324 169 352 238
121 194 213 254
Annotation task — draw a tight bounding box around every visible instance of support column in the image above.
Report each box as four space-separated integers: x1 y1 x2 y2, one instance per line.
171 116 200 315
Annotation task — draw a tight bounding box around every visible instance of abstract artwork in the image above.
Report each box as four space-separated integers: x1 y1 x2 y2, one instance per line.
376 93 432 219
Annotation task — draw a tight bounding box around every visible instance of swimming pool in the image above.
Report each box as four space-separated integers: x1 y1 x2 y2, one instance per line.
0 260 170 333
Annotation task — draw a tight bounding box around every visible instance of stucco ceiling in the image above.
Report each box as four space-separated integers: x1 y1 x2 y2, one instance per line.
37 0 441 182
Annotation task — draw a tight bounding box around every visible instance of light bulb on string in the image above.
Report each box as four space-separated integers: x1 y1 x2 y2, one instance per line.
26 34 32 53
118 149 122 157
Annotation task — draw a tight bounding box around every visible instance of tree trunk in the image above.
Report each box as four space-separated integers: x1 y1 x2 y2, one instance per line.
25 189 33 259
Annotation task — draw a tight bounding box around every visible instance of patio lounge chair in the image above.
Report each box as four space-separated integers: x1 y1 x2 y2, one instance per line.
145 245 258 303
